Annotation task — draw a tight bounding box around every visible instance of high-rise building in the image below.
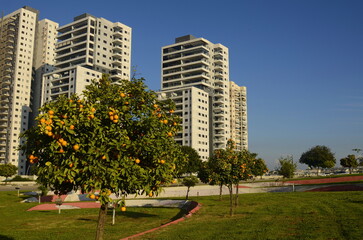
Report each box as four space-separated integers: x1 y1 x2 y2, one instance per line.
31 19 59 126
42 13 132 103
160 35 247 159
230 81 248 151
0 6 53 174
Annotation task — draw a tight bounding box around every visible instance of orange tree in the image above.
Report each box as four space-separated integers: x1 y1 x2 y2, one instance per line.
20 75 184 240
202 139 253 216
250 157 268 179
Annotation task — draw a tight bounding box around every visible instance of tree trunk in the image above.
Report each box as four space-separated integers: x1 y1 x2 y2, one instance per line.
228 184 233 216
316 167 320 176
186 186 190 200
219 184 223 201
95 204 108 240
349 167 352 174
235 183 239 207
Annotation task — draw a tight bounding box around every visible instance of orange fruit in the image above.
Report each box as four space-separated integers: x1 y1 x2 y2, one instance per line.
160 160 165 164
40 118 46 123
89 194 96 199
163 120 168 124
73 145 80 151
108 111 114 116
48 110 54 115
121 206 126 212
47 132 53 137
120 93 126 97
59 149 64 153
69 163 74 168
113 119 118 123
70 125 75 130
167 132 173 137
153 104 158 108
169 109 174 113
102 156 107 160
113 115 119 120
149 192 153 197
135 159 140 164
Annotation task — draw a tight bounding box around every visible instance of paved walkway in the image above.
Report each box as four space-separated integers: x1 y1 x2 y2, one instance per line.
27 199 187 211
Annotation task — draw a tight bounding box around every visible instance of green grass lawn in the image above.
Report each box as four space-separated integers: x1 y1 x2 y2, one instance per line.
0 190 362 240
0 191 181 240
142 192 363 240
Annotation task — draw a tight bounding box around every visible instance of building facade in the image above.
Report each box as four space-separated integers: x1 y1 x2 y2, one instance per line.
230 81 248 151
42 13 132 103
0 6 41 173
160 35 248 160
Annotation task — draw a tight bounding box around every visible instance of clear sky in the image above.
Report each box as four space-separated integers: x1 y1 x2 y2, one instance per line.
3 0 363 169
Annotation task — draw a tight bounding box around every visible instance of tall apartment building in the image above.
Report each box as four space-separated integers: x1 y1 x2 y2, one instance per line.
230 81 248 151
31 19 59 125
42 13 132 103
160 35 247 160
0 6 57 174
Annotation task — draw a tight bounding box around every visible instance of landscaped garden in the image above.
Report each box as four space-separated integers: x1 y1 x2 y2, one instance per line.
0 190 362 240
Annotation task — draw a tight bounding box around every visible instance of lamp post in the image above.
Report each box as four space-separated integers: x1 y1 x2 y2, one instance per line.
15 187 20 197
55 197 62 214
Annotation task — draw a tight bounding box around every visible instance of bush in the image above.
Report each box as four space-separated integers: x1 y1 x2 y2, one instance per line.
9 175 33 182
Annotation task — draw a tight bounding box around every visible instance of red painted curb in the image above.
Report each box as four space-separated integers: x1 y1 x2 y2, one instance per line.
286 175 363 185
120 201 201 240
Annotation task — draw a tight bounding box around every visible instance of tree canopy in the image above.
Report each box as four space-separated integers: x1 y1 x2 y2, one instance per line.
277 156 296 179
340 154 358 174
20 76 185 240
179 145 202 176
0 163 18 182
251 157 269 178
299 145 336 175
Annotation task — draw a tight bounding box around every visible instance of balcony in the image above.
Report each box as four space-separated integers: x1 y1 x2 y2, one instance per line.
112 38 123 44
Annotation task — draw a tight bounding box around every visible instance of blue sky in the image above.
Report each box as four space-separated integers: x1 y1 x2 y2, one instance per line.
3 0 363 169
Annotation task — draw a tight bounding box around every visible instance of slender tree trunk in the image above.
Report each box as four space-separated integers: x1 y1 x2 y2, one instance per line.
219 184 223 201
316 167 320 176
186 186 190 200
95 204 108 240
228 184 233 216
235 183 239 207
349 167 352 174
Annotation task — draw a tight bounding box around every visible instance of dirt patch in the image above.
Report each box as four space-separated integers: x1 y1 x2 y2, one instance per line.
286 175 363 185
306 185 363 192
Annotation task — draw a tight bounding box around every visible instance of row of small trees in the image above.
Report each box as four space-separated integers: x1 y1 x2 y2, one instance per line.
194 139 268 216
276 145 363 178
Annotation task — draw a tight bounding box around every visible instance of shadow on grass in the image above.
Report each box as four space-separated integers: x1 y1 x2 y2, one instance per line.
78 218 97 222
169 209 188 222
0 234 15 240
115 211 158 218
